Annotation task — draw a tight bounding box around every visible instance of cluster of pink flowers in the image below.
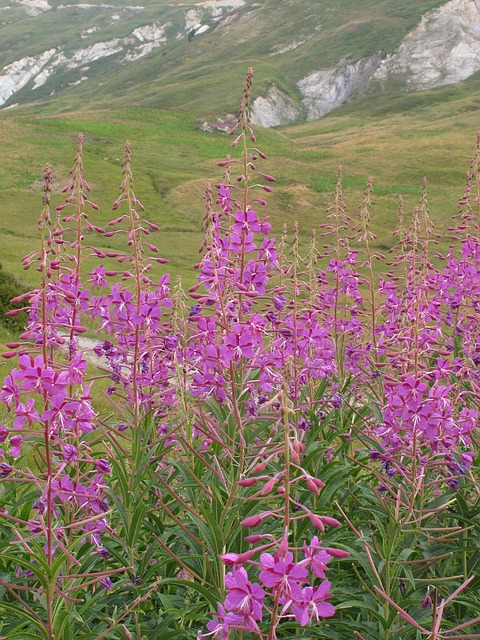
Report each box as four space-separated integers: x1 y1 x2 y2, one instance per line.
201 536 345 639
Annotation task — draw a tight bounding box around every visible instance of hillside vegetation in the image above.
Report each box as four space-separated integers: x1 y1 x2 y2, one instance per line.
1 70 479 292
0 0 448 116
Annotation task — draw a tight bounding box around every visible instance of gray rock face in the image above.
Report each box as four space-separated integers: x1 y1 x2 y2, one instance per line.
245 0 480 126
250 84 301 127
374 0 480 89
298 55 381 120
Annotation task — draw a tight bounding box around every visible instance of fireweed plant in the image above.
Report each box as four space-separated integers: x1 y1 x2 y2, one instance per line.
0 70 479 639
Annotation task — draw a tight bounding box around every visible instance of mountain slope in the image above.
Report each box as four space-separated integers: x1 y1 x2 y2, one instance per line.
3 0 477 123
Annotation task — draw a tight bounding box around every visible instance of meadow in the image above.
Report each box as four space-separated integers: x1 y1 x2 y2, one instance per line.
0 70 478 639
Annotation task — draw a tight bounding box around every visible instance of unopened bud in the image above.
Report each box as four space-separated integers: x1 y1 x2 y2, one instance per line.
306 478 320 495
251 460 267 474
290 448 300 464
121 624 132 639
238 477 258 487
260 477 276 496
245 535 263 544
321 516 342 528
326 547 350 559
240 514 263 528
72 326 88 333
309 514 325 531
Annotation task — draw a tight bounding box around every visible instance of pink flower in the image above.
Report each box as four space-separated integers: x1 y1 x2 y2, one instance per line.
259 551 307 600
198 604 243 639
13 398 40 429
301 536 331 578
224 567 265 621
0 374 20 409
291 581 335 626
9 435 23 459
232 209 261 235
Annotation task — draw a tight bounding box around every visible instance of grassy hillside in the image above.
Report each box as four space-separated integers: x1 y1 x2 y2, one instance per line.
1 0 447 116
1 72 479 301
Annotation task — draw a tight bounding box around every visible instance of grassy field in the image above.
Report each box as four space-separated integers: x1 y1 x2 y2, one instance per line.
1 75 479 297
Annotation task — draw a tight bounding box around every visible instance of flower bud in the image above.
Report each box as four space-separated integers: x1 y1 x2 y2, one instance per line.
251 460 267 474
321 516 342 528
260 477 276 496
1 351 18 359
238 477 258 487
245 535 263 544
309 514 325 531
325 547 350 558
306 478 320 495
241 514 263 528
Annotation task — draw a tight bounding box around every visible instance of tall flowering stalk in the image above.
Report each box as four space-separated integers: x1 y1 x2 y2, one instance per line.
90 140 174 427
0 140 126 639
191 69 347 640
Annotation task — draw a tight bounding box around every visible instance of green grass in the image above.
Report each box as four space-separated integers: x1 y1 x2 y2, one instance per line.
1 81 479 298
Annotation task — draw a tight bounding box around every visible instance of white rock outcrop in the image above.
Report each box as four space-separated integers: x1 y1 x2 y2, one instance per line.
298 55 381 120
16 0 52 16
68 39 124 68
125 23 169 60
0 49 56 105
250 85 301 127
374 0 480 89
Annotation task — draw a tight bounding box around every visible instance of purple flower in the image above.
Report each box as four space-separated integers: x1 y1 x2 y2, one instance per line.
91 266 107 289
0 374 20 409
291 581 335 626
0 462 13 477
100 577 112 590
224 567 265 621
13 398 40 429
224 325 256 361
62 444 77 461
301 536 331 578
199 603 243 640
232 209 261 235
94 459 111 475
9 435 23 459
259 551 307 600
0 425 8 443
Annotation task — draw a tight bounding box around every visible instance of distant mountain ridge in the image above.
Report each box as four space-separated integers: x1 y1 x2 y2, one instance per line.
1 0 480 123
